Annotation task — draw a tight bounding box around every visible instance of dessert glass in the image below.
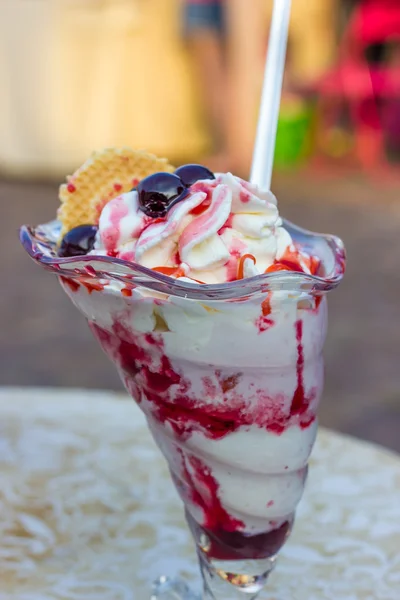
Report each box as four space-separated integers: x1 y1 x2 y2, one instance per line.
20 218 345 600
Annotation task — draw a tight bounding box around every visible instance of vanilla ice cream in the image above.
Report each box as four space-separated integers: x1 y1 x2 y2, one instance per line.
21 152 345 566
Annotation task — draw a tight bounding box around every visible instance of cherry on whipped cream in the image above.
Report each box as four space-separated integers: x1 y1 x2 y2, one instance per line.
174 164 215 187
137 172 188 218
58 224 98 257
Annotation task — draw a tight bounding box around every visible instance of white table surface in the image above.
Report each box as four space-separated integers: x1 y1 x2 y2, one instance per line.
0 387 399 600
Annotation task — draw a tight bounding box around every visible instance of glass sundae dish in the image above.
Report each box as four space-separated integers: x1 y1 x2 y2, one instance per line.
20 148 345 599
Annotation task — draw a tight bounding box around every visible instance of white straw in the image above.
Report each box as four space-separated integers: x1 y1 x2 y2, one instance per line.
250 0 292 190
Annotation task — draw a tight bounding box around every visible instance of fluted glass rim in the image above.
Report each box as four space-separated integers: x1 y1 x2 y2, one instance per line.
19 219 346 301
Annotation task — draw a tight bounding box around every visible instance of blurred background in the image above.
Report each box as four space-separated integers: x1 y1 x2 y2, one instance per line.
1 0 399 451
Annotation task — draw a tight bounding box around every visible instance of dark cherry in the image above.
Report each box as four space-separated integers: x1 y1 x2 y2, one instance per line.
174 164 215 187
137 172 188 217
59 224 98 257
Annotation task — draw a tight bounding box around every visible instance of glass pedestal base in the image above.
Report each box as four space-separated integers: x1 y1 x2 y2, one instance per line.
151 576 199 600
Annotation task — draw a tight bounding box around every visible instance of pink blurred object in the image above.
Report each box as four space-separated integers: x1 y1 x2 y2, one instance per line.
316 0 400 172
355 0 400 44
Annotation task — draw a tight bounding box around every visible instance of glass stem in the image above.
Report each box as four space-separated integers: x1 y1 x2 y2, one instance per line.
198 550 276 600
151 553 276 600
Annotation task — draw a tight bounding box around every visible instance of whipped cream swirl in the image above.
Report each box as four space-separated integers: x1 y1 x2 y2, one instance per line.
93 173 304 283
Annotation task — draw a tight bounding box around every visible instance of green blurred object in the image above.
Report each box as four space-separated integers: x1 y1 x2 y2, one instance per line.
274 97 314 168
